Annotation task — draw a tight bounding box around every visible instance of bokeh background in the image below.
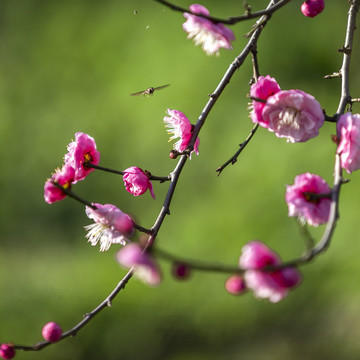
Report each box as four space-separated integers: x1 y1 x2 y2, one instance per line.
1 1 360 359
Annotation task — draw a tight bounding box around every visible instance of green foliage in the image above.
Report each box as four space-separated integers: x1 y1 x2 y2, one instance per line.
0 1 360 359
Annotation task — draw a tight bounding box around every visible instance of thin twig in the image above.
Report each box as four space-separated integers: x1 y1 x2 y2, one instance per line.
216 123 259 176
154 0 293 25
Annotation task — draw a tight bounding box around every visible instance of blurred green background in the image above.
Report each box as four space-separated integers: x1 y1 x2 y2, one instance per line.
1 1 360 359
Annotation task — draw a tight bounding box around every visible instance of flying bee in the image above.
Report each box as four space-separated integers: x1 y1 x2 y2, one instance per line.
130 84 170 96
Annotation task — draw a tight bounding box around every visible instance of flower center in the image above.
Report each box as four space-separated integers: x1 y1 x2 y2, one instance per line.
278 107 301 130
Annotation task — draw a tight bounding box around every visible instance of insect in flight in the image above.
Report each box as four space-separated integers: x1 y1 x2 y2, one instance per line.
130 84 170 96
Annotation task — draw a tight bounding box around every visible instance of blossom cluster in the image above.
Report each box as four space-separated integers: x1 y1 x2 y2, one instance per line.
250 75 325 143
44 132 100 204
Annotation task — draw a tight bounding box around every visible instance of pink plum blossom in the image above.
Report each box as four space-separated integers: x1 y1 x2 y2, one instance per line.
301 0 325 18
0 344 15 360
262 89 324 143
239 241 302 303
44 164 75 204
123 167 155 199
42 322 62 342
336 113 360 174
84 203 134 252
116 243 161 286
164 109 200 157
64 132 100 183
225 275 246 295
183 4 235 56
286 172 331 226
250 75 281 127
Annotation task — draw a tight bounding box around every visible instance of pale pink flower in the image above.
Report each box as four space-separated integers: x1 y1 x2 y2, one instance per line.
84 203 134 252
64 132 100 183
239 241 302 303
286 172 331 226
183 4 235 56
42 322 62 342
164 109 200 157
44 164 75 204
262 89 324 143
0 344 15 360
123 167 155 199
225 275 246 295
249 75 281 127
336 113 360 174
301 0 325 18
116 243 161 286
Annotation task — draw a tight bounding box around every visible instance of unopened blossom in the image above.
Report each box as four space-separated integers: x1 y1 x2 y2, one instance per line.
225 275 246 295
116 243 161 286
44 164 75 204
172 262 191 280
64 132 100 183
183 4 235 56
123 167 155 199
301 0 325 18
239 241 302 303
85 203 134 252
42 322 62 342
250 75 281 127
164 109 200 157
336 113 360 174
262 89 324 143
286 172 331 226
0 344 15 360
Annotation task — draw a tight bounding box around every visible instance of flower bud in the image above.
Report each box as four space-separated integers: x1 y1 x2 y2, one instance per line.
301 0 325 18
42 322 62 342
0 344 15 360
172 263 191 280
225 275 246 295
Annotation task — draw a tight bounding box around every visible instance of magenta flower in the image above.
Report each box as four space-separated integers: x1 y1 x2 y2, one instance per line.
164 109 200 157
0 344 15 360
249 75 281 127
225 275 246 296
262 89 324 143
239 241 302 303
301 0 325 18
336 113 360 174
183 4 235 56
42 322 62 343
84 203 134 252
44 164 75 204
64 132 100 183
286 172 331 226
123 167 155 199
116 243 161 286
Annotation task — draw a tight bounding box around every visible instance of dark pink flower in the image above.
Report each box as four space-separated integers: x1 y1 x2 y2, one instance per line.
336 113 360 174
225 275 246 295
301 0 325 18
183 4 235 56
0 344 15 360
44 164 75 204
239 241 302 303
262 89 324 143
64 132 100 183
250 75 281 127
164 109 199 157
123 167 155 199
85 203 134 252
286 172 331 226
116 243 161 286
42 322 62 343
